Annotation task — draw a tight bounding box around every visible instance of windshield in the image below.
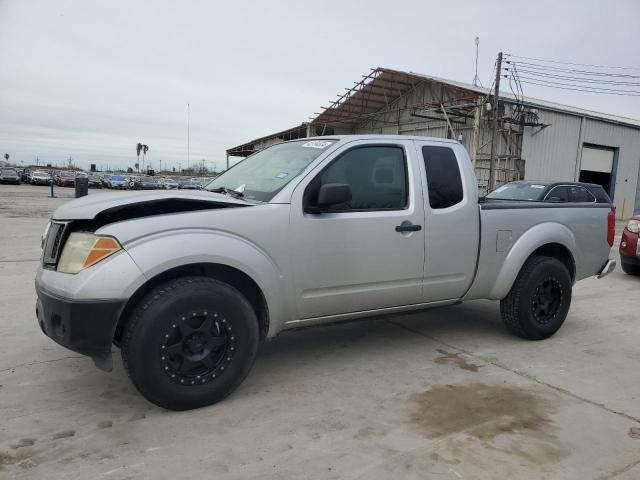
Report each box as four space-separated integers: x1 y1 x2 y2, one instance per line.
486 182 548 201
34 171 49 177
205 140 337 201
112 175 125 180
61 172 74 177
2 169 16 174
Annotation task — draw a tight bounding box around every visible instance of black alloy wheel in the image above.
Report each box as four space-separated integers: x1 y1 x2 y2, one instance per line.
160 310 236 385
530 277 563 326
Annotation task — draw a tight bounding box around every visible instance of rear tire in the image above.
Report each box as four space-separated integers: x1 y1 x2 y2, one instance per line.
621 261 640 276
500 255 572 340
121 276 259 410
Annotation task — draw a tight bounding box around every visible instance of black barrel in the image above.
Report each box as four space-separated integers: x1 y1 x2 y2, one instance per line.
75 176 89 198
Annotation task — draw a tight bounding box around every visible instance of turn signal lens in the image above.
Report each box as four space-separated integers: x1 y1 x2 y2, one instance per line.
83 237 121 268
57 233 122 274
627 220 640 234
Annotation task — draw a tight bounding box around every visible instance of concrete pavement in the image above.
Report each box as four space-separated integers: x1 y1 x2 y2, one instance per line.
1 184 639 479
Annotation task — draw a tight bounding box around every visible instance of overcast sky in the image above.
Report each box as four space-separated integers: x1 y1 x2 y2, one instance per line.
1 0 639 171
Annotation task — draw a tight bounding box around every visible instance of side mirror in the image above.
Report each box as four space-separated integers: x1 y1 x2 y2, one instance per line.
314 183 352 210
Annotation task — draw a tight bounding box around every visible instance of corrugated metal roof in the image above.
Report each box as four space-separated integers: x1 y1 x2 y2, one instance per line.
380 68 640 129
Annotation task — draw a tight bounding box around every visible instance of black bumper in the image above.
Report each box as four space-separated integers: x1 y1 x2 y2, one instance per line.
35 283 126 370
621 255 640 267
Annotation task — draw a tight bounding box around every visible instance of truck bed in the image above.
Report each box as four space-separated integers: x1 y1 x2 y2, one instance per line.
463 200 613 301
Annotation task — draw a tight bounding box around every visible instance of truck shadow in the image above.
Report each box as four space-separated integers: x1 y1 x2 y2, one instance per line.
248 300 512 386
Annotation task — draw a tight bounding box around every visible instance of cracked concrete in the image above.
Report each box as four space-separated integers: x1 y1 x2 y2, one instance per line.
1 183 639 479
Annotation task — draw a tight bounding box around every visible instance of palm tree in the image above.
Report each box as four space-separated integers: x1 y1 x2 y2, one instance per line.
136 143 143 172
142 144 149 172
3 153 9 162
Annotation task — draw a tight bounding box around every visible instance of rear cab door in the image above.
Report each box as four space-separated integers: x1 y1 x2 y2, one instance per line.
415 140 480 302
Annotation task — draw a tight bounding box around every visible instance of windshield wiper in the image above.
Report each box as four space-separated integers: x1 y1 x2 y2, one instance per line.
210 186 244 199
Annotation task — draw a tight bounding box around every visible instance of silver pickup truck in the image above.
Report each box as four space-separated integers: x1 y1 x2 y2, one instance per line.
35 135 616 410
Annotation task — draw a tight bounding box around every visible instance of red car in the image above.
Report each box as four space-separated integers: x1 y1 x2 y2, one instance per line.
56 171 76 187
620 215 640 276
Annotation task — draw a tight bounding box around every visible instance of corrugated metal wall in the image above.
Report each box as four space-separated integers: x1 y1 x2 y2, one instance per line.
520 111 582 181
581 119 640 217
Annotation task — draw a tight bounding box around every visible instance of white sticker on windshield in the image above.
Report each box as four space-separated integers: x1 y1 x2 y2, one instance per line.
302 140 332 149
530 185 546 189
235 184 245 193
275 172 289 179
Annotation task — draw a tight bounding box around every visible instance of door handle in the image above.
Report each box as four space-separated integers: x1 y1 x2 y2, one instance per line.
395 223 422 232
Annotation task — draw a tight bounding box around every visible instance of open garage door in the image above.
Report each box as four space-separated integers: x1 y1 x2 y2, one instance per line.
579 145 616 195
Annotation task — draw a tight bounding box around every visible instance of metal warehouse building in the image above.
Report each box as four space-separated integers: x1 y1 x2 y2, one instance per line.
227 67 640 217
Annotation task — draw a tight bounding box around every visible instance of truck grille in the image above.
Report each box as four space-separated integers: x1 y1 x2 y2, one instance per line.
43 221 70 267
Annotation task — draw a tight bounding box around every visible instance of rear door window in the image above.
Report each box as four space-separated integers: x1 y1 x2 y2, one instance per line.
589 186 611 203
568 186 595 202
545 186 569 202
422 146 463 209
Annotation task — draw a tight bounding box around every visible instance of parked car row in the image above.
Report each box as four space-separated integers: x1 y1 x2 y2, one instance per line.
94 174 211 190
2 167 214 190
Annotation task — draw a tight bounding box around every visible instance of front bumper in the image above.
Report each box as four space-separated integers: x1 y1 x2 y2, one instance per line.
35 283 126 371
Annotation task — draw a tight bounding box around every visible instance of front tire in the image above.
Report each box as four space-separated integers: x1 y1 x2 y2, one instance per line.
121 276 259 410
500 255 572 340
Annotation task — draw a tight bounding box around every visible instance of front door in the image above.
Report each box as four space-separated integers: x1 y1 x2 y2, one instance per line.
290 140 425 319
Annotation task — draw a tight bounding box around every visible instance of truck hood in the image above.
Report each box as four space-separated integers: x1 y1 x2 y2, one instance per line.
52 189 251 221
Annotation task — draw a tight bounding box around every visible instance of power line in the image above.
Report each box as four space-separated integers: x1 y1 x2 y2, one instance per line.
513 77 640 97
504 60 640 79
504 53 640 71
505 67 640 86
513 74 640 94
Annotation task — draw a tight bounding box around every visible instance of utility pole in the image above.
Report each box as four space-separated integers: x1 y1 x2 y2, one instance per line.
187 103 190 171
488 51 502 192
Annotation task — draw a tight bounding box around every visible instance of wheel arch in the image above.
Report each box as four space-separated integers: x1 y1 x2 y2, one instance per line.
489 222 577 300
529 243 576 282
113 262 269 346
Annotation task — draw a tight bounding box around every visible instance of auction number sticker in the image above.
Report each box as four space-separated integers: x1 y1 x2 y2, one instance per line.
302 141 332 149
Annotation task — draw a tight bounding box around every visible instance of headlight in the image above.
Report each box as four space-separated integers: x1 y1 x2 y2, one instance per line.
57 233 122 274
627 220 640 234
